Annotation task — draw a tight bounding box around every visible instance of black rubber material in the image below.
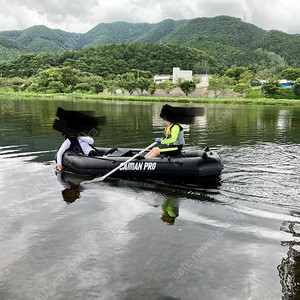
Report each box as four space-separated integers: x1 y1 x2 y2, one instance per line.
61 147 223 183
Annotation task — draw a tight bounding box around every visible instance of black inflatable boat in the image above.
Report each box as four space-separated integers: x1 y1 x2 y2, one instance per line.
61 146 223 182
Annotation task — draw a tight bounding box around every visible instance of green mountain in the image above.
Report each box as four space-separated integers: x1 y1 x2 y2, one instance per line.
0 25 82 54
83 21 153 47
161 16 265 46
162 16 300 70
0 16 299 71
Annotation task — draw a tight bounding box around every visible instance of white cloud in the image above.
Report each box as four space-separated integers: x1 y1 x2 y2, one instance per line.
0 0 299 33
247 0 300 33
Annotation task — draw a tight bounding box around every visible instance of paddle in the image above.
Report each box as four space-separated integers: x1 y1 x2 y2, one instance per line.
84 141 158 184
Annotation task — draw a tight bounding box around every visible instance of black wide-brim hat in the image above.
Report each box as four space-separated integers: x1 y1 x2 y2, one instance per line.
61 127 80 135
160 104 205 125
53 107 106 136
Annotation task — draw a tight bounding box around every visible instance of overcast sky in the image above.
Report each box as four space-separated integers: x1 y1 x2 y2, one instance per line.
0 0 299 34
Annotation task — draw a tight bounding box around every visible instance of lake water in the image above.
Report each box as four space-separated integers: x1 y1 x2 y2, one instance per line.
0 97 300 300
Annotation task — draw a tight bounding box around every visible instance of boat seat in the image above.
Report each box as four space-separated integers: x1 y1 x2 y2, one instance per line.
160 151 186 159
107 148 133 157
103 147 118 156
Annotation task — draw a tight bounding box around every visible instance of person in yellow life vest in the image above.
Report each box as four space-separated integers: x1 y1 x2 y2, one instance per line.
145 121 185 158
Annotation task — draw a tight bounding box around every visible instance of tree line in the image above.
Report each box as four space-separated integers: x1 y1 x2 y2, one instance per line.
207 67 300 99
0 44 221 78
0 66 198 96
0 43 299 99
1 65 299 99
0 43 216 96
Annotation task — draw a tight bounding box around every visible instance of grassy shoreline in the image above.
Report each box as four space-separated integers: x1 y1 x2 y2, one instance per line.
1 91 300 106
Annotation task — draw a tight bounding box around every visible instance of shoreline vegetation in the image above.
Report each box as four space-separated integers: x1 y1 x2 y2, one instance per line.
1 91 300 106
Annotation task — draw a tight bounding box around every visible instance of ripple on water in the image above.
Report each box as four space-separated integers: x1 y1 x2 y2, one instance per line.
219 143 300 208
81 227 121 241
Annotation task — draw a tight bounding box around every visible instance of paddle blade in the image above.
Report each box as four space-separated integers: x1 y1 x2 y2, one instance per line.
87 176 105 184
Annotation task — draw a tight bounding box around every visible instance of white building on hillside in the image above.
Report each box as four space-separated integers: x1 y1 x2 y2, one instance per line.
153 74 173 83
154 67 193 84
172 67 193 84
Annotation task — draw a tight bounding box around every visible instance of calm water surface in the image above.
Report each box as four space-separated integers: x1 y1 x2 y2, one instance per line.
0 98 300 300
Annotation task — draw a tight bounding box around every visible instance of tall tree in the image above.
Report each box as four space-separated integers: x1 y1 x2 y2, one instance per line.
136 77 151 95
225 67 249 83
207 76 225 98
293 79 300 98
280 68 300 81
179 80 196 96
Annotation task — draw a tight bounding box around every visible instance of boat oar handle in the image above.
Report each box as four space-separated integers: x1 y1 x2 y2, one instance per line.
84 141 158 184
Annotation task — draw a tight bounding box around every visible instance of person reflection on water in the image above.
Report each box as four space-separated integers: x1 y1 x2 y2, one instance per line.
56 128 98 172
145 121 185 158
56 171 82 203
161 197 179 225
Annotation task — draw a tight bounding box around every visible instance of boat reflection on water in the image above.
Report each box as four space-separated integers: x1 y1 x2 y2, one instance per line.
55 171 221 227
279 214 300 299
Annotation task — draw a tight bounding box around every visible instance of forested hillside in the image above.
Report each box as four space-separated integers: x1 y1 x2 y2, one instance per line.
0 35 27 61
161 16 265 46
83 22 153 47
134 19 188 43
161 16 300 70
0 25 82 53
0 15 299 72
0 44 221 78
0 19 186 62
